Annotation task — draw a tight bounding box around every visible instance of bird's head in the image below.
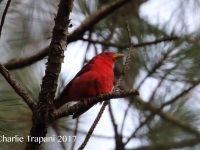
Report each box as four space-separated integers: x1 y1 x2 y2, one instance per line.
97 52 124 62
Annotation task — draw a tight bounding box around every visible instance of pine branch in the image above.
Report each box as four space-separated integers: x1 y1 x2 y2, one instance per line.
54 89 139 119
0 63 36 110
78 102 107 150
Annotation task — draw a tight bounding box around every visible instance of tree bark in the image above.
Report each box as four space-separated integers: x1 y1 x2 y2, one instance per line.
25 0 74 149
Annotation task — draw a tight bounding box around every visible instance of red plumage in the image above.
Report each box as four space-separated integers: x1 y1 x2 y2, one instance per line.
54 52 124 118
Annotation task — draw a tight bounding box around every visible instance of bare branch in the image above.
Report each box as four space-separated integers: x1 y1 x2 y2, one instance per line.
54 89 139 120
81 36 178 49
4 47 48 70
118 21 134 136
137 48 173 90
71 118 79 150
0 63 36 110
108 102 124 150
124 111 156 145
0 0 11 37
78 102 107 150
4 36 178 70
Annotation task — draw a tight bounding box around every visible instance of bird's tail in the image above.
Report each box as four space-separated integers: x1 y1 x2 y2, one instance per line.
53 97 64 109
72 103 95 119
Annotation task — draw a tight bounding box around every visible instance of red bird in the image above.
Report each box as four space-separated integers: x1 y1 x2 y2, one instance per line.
54 52 124 118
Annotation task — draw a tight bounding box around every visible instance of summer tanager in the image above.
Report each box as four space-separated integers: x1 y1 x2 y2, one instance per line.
54 52 124 118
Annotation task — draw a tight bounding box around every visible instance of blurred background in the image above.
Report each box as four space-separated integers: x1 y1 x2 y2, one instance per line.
1 0 200 149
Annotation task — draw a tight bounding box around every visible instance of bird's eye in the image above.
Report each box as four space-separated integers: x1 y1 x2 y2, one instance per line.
105 52 109 55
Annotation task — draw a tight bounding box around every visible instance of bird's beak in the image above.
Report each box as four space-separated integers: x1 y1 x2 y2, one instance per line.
112 53 124 60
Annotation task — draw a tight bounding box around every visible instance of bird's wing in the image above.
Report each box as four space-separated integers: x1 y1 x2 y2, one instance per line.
74 59 94 78
54 60 94 108
60 60 93 97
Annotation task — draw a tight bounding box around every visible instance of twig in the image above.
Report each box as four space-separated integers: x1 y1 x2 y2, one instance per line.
113 21 132 90
118 20 133 135
137 48 173 90
0 0 11 37
108 102 124 150
81 36 178 49
0 63 36 110
161 82 199 107
53 126 66 150
148 73 167 102
78 102 107 150
120 101 132 135
124 112 155 145
71 118 79 150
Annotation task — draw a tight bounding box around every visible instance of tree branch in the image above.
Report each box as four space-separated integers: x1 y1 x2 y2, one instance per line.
53 89 139 120
4 0 132 70
0 0 11 37
4 47 48 70
81 36 178 49
25 0 74 149
78 102 107 150
68 0 131 42
0 63 36 110
4 36 178 70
